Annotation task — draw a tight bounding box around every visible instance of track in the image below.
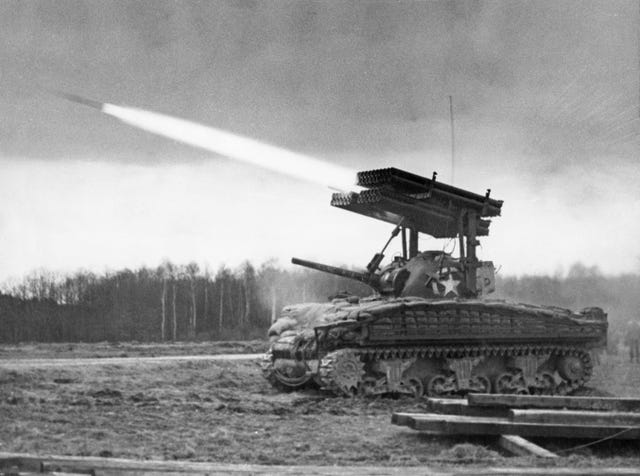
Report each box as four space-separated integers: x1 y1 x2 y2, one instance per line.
0 353 263 369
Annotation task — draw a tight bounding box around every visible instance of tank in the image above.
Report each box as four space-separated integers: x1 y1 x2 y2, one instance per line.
262 168 608 397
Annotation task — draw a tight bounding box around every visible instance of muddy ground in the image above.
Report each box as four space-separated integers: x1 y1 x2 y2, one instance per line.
0 340 268 359
1 343 640 469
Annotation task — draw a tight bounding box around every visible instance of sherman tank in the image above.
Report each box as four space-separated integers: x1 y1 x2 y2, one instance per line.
262 168 608 397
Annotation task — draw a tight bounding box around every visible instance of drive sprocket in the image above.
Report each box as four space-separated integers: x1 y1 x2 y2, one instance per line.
318 349 365 396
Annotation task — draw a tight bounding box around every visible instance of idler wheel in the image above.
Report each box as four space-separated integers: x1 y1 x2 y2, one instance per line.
272 367 313 388
557 355 586 382
426 374 456 397
261 352 313 391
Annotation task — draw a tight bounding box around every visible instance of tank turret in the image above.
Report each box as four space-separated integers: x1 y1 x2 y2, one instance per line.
292 251 496 299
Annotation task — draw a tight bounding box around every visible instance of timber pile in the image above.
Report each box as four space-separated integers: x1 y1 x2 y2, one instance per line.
392 393 640 458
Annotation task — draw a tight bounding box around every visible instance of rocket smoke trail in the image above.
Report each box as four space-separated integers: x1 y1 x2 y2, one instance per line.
57 92 358 191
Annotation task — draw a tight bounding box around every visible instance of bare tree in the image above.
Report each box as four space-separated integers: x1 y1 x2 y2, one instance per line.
203 265 211 336
218 281 224 334
186 262 199 339
157 262 171 341
239 261 257 327
163 262 178 341
216 265 231 335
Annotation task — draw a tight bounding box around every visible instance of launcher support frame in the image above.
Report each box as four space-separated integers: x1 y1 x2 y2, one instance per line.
330 168 503 298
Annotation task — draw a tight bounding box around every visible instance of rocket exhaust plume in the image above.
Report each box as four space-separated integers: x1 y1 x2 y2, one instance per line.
57 92 358 191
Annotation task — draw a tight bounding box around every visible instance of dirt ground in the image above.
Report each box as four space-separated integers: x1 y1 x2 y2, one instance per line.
1 343 640 469
0 340 268 359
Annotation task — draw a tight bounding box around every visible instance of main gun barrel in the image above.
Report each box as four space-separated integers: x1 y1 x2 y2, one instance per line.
291 258 378 290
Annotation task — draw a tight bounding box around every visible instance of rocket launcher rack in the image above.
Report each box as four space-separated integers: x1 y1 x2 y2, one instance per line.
330 167 503 293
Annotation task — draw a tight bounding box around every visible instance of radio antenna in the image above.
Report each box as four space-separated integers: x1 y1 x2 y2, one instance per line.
449 95 455 184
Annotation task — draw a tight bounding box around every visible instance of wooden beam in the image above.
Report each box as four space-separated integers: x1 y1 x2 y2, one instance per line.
2 452 640 476
423 398 507 418
498 435 558 458
391 412 425 426
395 413 640 439
510 409 640 426
468 393 640 412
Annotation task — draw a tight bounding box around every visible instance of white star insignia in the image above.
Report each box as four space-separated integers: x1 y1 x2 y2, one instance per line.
440 273 459 296
425 267 460 296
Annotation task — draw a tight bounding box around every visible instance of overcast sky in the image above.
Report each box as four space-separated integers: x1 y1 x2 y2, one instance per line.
1 0 639 282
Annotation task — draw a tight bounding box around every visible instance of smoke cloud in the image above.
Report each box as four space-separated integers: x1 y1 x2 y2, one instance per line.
101 102 358 191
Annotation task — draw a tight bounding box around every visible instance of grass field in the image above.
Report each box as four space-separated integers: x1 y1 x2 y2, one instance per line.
1 342 640 468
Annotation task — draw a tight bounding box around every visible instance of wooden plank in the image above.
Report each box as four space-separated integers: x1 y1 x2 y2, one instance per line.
2 452 640 476
510 409 640 426
498 435 558 458
0 453 431 476
468 393 640 412
424 398 507 418
402 413 640 439
391 412 424 426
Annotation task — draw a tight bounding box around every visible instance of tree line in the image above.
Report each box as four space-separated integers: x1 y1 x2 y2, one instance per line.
0 260 369 343
0 260 636 345
495 263 639 352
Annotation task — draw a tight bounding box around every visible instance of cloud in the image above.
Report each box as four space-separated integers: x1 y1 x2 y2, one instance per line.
1 1 638 278
1 1 636 170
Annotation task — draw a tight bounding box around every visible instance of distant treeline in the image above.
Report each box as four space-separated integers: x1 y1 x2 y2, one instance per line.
0 261 369 343
495 263 639 350
0 261 636 344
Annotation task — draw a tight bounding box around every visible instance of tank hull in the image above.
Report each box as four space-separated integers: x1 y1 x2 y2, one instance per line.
263 297 607 397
